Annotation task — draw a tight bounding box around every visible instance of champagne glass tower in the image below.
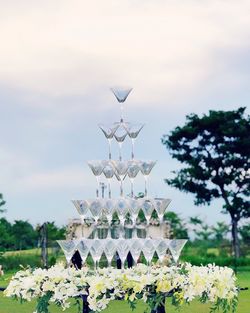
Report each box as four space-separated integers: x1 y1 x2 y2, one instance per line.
58 88 187 269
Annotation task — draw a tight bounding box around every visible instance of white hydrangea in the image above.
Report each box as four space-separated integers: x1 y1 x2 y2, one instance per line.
4 263 238 312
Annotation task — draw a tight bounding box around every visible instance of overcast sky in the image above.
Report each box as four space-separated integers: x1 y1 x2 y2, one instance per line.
0 0 249 227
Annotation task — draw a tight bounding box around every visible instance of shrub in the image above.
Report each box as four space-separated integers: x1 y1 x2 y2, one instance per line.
0 254 42 271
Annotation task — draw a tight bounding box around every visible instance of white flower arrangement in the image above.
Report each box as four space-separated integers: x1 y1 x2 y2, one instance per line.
4 263 238 313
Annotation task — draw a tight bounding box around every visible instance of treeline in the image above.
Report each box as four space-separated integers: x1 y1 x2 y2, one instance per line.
166 212 249 246
1 213 249 252
0 218 66 251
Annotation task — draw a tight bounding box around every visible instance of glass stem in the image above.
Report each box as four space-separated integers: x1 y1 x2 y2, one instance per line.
96 177 99 198
120 104 124 122
131 139 135 159
144 176 148 197
120 180 123 197
118 142 122 161
160 217 163 237
108 259 112 269
94 221 98 239
108 179 111 198
108 139 112 160
130 178 134 198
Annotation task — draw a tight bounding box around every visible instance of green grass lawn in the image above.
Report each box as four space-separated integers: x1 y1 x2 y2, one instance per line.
0 270 249 313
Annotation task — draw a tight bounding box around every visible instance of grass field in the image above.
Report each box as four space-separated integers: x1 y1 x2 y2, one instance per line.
0 270 249 313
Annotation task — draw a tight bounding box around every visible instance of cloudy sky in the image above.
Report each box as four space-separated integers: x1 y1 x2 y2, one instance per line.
0 0 249 227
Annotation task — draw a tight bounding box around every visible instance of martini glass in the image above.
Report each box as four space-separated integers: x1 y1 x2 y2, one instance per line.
125 123 144 159
114 124 128 161
142 239 155 268
110 87 133 122
57 240 78 266
169 239 187 264
151 198 171 236
127 198 142 238
104 239 117 268
130 239 143 264
98 124 119 160
139 160 157 196
127 160 140 197
116 239 130 270
71 200 89 236
102 161 115 198
77 240 90 265
90 239 104 271
87 160 104 198
116 198 128 237
141 199 154 226
112 160 128 197
103 199 116 238
89 199 103 238
155 239 169 265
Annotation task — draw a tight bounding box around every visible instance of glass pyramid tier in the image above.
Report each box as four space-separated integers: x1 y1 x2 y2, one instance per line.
58 238 187 267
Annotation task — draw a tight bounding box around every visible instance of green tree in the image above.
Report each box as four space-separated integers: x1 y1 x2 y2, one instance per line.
189 216 212 241
211 221 229 242
164 211 189 239
162 107 250 258
12 220 38 250
46 222 66 246
0 193 6 213
0 218 15 250
239 224 250 243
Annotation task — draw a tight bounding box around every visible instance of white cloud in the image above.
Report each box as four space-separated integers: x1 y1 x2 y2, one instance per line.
0 0 250 106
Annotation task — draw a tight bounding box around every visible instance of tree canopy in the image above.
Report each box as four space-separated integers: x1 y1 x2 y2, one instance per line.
162 107 250 257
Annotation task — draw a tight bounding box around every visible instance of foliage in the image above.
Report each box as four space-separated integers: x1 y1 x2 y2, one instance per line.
0 217 66 252
239 224 250 243
0 193 6 213
162 107 250 258
46 222 66 246
12 220 39 250
211 222 230 242
189 216 213 241
0 253 42 271
0 218 15 250
164 211 189 239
